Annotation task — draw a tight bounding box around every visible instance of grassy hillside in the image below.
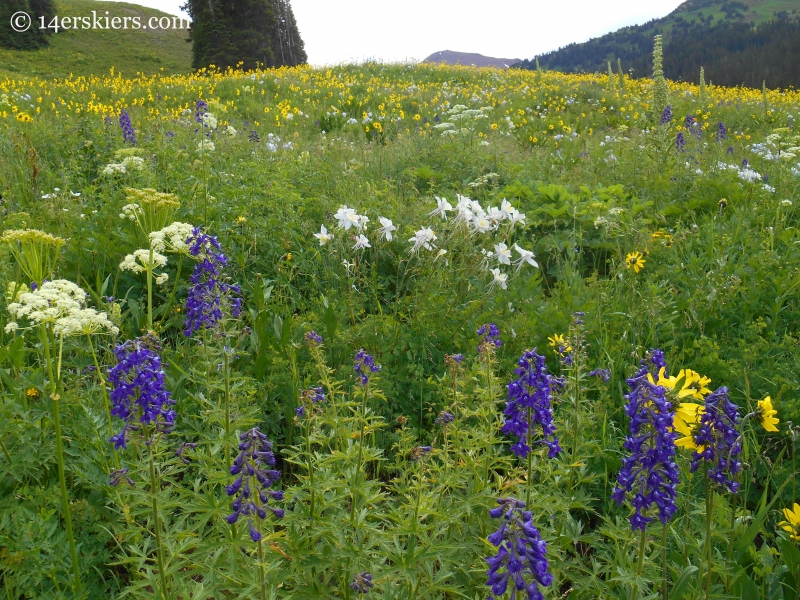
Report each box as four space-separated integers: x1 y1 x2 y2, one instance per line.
516 0 800 88
0 0 192 79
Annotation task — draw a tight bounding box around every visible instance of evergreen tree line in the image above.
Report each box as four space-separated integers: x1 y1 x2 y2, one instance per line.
0 0 55 50
181 0 306 70
515 14 800 89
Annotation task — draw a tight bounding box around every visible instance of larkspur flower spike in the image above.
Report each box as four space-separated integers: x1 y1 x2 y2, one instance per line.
486 498 553 600
183 228 242 337
477 323 502 354
353 349 381 386
108 337 175 449
226 427 284 542
350 571 374 594
611 354 680 531
502 349 562 459
689 387 742 494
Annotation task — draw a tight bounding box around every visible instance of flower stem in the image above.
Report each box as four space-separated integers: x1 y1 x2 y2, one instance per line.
147 246 154 330
257 536 267 600
351 382 369 525
87 335 120 469
632 526 647 600
705 486 714 600
147 442 169 600
662 522 668 600
159 254 183 325
42 324 81 593
306 414 315 521
224 349 231 473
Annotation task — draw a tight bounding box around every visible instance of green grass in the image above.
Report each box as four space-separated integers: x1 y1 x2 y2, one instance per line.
0 0 192 80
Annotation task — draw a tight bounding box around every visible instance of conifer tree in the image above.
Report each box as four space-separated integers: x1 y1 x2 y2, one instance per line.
652 34 669 116
182 0 306 70
0 0 55 50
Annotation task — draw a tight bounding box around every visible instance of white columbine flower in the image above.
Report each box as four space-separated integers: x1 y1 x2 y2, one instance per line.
471 213 492 234
355 214 370 231
315 224 333 246
408 227 437 253
454 195 475 224
429 196 453 220
334 205 359 230
490 268 508 290
513 243 538 271
377 217 397 241
353 234 371 251
494 243 512 265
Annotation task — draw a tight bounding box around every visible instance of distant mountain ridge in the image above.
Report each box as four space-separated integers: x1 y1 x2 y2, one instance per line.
514 0 800 89
423 50 521 69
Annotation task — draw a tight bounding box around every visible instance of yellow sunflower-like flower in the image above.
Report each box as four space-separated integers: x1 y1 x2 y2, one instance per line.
625 251 646 273
755 396 779 432
674 369 712 400
547 334 571 357
778 503 800 542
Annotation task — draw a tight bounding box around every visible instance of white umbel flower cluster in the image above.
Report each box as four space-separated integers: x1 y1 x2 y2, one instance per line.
5 279 118 336
102 156 146 176
149 222 195 254
120 249 169 273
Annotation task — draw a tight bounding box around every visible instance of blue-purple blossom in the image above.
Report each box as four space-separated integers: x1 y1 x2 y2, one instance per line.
119 110 136 145
685 115 702 139
195 99 208 124
611 366 679 531
690 387 742 494
226 427 284 541
676 132 686 152
588 368 611 382
477 323 502 353
409 445 432 461
183 228 242 337
305 330 323 345
350 571 374 594
435 410 454 425
486 498 553 600
354 349 381 386
716 122 728 141
108 338 175 449
660 105 672 125
502 349 561 459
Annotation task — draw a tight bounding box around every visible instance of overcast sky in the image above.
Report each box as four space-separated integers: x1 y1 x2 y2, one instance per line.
109 0 685 65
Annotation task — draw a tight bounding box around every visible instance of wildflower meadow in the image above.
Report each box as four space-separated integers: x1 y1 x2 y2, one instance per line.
0 54 799 599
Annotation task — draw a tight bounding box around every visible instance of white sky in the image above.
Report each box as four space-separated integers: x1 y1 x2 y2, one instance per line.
109 0 685 65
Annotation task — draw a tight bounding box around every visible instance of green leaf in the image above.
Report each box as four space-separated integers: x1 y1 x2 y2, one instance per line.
736 477 791 553
669 565 698 600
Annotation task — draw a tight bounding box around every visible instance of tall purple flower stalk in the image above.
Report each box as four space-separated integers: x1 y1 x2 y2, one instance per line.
660 105 672 125
690 387 742 494
486 498 553 600
108 338 175 449
502 349 562 459
119 110 136 145
183 228 242 337
676 131 686 152
477 323 502 353
194 99 208 123
611 366 679 531
716 121 728 142
226 427 285 542
353 349 381 386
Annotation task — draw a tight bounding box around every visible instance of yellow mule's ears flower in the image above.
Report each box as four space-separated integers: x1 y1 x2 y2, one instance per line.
756 396 779 432
778 503 800 542
647 366 678 391
675 369 712 400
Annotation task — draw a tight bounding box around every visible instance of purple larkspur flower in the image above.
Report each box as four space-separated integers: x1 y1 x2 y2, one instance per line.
350 571 374 594
183 228 242 337
435 410 454 425
108 338 175 449
194 99 208 124
226 427 284 541
486 498 553 600
611 359 679 531
119 110 136 145
588 368 611 382
690 387 742 494
502 349 561 459
477 323 502 353
660 105 672 125
354 349 381 386
304 330 323 345
676 131 685 152
716 122 728 142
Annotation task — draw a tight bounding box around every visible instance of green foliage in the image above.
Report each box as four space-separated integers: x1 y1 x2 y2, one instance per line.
1 62 800 598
